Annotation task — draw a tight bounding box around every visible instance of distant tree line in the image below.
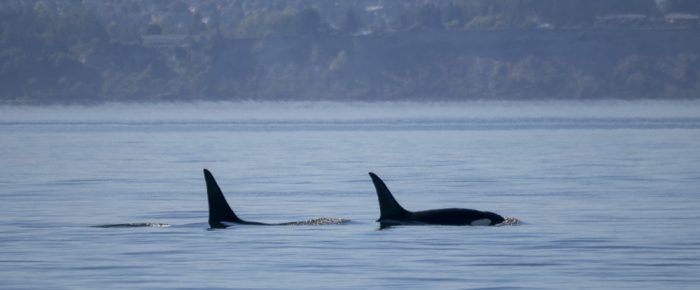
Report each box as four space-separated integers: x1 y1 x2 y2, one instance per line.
1 0 699 104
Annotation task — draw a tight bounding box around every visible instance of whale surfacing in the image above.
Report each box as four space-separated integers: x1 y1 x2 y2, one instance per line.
369 172 505 227
204 169 350 228
204 169 266 227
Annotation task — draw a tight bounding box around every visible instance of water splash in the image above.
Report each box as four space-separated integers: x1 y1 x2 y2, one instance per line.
93 223 171 228
280 218 352 226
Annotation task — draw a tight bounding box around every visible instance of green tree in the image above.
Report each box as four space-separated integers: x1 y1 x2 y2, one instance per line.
292 8 324 36
189 12 207 34
341 8 361 34
665 0 700 13
145 23 163 35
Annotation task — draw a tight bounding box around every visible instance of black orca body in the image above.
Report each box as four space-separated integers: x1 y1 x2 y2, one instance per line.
369 172 505 227
205 169 349 228
204 169 267 227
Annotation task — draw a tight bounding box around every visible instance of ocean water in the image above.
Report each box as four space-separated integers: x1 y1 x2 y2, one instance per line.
1 101 700 289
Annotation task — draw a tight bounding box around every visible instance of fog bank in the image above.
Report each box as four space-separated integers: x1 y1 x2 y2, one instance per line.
2 101 699 124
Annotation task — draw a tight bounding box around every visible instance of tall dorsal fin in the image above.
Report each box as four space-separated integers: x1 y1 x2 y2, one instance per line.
369 172 411 221
203 169 244 228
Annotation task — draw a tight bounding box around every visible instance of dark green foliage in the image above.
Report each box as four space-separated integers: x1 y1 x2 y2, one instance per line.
341 9 361 34
662 0 700 13
1 0 699 104
145 23 163 35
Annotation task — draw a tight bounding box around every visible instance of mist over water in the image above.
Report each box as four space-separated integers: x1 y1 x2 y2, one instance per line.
1 100 700 289
2 100 700 123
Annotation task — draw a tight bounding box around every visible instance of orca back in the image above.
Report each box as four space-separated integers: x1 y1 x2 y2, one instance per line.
369 172 506 226
412 208 505 225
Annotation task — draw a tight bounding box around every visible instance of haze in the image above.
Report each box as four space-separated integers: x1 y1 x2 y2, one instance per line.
1 0 699 104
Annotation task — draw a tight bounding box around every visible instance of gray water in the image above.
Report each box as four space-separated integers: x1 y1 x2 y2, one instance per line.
1 101 700 289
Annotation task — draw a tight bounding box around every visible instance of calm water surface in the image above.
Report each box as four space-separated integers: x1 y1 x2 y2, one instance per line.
1 102 699 289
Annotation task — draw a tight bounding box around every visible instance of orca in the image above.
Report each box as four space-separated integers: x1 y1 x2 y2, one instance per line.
204 169 349 228
369 172 505 227
204 169 267 227
93 169 349 228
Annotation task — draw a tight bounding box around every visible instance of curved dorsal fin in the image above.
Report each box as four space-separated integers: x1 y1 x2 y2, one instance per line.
369 172 411 221
203 169 244 228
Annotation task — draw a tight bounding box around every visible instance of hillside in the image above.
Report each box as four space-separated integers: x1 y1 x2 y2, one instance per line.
1 0 699 104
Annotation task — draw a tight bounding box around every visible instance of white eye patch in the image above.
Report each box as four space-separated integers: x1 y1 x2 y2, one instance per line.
470 219 491 226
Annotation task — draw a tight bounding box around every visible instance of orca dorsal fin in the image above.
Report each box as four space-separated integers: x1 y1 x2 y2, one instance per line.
369 172 411 221
204 169 244 228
